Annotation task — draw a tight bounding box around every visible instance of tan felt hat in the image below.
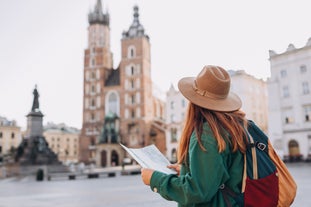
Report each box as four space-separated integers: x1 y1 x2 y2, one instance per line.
178 65 242 112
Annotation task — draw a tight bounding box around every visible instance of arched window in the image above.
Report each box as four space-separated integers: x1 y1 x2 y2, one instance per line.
127 46 136 58
105 91 120 116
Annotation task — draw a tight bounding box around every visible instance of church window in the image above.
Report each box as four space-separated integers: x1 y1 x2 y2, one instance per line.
128 46 136 58
91 98 95 107
96 70 100 79
96 83 100 93
136 108 141 118
136 79 140 88
85 98 89 109
107 92 119 115
136 92 140 104
86 71 90 81
131 110 135 118
131 66 135 75
131 94 135 104
131 80 135 89
125 109 129 118
96 96 101 108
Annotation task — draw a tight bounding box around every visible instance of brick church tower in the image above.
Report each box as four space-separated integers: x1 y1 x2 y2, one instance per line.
79 1 166 166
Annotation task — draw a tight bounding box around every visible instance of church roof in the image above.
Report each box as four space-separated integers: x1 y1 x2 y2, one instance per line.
105 68 120 86
122 5 149 40
88 0 109 26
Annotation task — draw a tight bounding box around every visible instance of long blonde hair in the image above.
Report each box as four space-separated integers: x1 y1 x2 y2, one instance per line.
177 103 248 164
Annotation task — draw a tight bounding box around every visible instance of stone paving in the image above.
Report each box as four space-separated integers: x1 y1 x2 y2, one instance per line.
0 163 309 207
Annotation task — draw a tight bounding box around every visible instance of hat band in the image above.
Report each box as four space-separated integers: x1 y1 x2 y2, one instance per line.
192 80 227 99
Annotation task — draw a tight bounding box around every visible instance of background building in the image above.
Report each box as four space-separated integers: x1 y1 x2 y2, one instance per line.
229 70 268 133
79 1 166 167
0 117 22 163
44 122 80 164
165 85 187 162
268 38 311 161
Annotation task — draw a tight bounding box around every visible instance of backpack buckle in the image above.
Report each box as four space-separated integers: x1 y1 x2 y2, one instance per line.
256 142 266 151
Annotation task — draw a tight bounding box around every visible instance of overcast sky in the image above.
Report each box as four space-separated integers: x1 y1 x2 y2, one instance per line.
1 0 311 130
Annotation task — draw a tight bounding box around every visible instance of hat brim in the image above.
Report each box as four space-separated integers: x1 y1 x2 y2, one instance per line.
178 77 242 112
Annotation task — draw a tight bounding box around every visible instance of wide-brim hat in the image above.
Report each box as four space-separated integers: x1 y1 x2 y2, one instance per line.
178 65 242 112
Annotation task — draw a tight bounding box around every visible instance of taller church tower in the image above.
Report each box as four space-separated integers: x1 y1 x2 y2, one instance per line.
79 0 113 163
80 2 166 166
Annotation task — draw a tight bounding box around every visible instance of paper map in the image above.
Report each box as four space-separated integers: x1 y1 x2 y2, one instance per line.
120 143 177 174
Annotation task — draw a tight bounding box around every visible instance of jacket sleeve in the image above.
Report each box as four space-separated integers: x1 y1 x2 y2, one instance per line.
150 131 230 206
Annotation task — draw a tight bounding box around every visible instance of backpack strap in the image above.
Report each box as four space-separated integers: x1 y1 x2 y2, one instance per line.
219 184 237 207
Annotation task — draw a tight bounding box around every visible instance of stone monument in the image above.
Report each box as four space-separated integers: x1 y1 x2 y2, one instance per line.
15 86 61 166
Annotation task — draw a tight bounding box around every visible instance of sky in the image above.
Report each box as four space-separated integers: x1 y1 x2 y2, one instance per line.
1 0 311 130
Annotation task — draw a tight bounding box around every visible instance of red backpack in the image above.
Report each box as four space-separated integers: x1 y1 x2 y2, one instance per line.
220 120 297 207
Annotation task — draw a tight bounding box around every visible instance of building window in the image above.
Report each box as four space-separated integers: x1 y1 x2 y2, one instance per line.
170 101 175 109
300 65 307 73
304 105 311 122
131 94 135 104
128 46 136 58
282 86 290 98
181 99 186 108
11 132 14 139
302 82 310 95
170 114 175 123
170 128 177 142
108 92 118 114
283 108 294 124
0 132 2 138
131 110 135 118
280 70 287 78
131 79 135 89
131 66 135 75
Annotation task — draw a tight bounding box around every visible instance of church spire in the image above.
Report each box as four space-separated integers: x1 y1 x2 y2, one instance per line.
88 0 109 26
122 5 148 39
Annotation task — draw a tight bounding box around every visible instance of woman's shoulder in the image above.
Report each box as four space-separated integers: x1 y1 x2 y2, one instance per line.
190 123 218 146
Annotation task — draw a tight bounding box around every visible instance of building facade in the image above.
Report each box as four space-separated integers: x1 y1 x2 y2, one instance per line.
0 117 22 163
268 38 311 161
165 85 187 162
229 70 268 133
79 1 166 166
44 123 80 164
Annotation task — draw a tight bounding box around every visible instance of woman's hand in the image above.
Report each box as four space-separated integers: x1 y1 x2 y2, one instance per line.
167 163 181 176
141 168 154 186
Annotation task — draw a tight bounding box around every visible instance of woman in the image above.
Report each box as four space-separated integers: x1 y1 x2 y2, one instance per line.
141 65 248 206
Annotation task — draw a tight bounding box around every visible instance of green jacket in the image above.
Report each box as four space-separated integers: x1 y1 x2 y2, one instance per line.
150 123 244 207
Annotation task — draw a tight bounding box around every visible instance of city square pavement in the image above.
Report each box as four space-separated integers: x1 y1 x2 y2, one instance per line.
0 163 309 207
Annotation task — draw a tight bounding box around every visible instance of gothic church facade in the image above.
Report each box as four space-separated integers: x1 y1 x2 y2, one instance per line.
79 0 166 166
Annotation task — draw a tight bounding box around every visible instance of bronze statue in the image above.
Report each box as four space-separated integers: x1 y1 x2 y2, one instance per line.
31 85 39 112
